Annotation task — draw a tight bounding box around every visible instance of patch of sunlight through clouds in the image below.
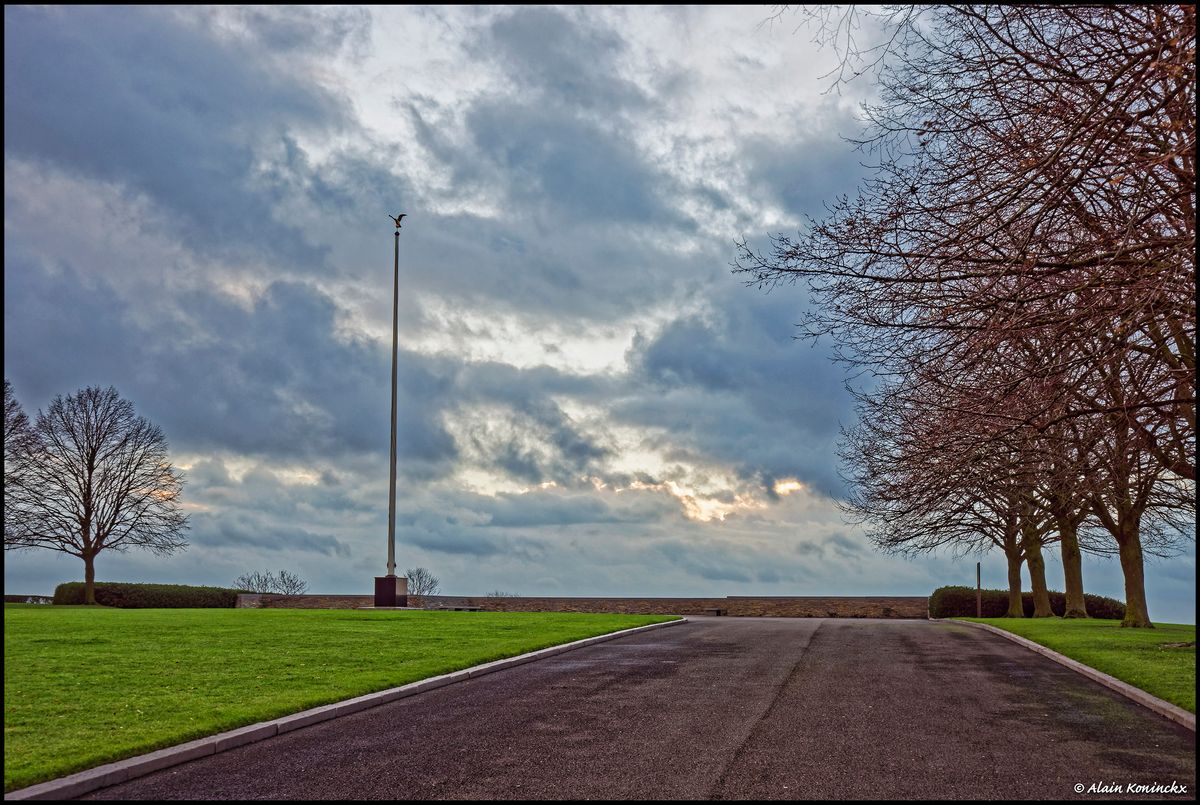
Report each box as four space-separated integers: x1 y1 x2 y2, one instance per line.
622 479 766 523
400 296 713 375
773 479 806 496
406 301 632 374
176 455 323 487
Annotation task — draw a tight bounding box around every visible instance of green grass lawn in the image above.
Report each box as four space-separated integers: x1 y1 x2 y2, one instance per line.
3 604 677 792
955 617 1195 713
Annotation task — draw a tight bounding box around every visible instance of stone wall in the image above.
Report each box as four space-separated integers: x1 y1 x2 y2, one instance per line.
236 594 369 609
238 593 928 618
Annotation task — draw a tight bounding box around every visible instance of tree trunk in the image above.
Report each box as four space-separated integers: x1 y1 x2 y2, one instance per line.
1058 521 1088 618
1025 543 1054 617
84 553 97 605
1117 532 1153 628
1004 551 1024 617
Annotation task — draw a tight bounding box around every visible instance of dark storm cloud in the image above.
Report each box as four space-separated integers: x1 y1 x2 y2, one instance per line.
1 249 142 405
400 23 718 320
466 100 686 227
401 517 547 560
622 291 854 495
653 540 802 584
186 460 376 524
474 7 647 112
2 253 459 474
756 566 786 584
405 530 506 557
461 362 611 402
828 532 867 556
2 6 352 267
290 141 418 226
483 492 617 528
457 401 610 486
451 364 614 485
2 2 854 513
405 209 713 323
190 512 352 557
474 487 675 528
743 116 870 220
408 7 687 230
794 540 825 557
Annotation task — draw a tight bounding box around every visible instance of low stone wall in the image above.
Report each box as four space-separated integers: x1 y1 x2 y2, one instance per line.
239 593 927 618
419 595 927 618
236 594 370 609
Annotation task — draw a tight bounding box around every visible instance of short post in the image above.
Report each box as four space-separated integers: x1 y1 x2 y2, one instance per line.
976 561 982 618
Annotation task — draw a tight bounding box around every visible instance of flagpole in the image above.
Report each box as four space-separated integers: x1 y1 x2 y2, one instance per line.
387 221 399 577
375 214 407 607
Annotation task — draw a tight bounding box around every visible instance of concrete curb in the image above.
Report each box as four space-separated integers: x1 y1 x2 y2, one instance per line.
4 617 689 801
934 618 1195 732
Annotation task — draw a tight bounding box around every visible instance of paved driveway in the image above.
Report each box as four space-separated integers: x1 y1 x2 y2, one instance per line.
86 617 1195 800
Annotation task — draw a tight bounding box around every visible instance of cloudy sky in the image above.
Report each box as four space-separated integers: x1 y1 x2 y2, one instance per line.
4 6 1194 622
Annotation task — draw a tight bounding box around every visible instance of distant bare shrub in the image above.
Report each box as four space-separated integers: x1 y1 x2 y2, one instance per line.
234 569 308 595
405 567 441 597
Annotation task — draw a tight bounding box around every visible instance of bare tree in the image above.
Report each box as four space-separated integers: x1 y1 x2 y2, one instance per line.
4 386 189 605
4 380 35 543
234 569 309 595
234 570 277 593
1080 358 1195 627
739 5 1195 481
405 566 441 597
839 368 1052 617
738 5 1195 627
275 569 308 595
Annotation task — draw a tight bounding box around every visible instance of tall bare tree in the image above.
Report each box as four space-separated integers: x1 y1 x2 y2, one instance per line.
739 5 1195 626
739 5 1195 479
839 363 1060 617
4 386 189 604
4 380 36 543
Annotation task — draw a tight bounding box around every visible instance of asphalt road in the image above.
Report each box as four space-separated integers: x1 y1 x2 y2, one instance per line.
86 617 1196 800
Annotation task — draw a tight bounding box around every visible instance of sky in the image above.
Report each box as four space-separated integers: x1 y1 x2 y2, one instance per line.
3 6 1194 622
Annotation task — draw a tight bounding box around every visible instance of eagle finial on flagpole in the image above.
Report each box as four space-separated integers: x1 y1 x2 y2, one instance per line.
389 213 406 229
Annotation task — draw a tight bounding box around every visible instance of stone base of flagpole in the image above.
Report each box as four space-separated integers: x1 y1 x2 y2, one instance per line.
373 575 408 608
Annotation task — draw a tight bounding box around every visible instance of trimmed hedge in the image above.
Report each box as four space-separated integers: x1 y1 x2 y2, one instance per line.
53 582 241 608
929 585 1125 619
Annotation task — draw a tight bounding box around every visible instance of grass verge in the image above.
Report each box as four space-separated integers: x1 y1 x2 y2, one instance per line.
955 617 1195 714
4 605 676 791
